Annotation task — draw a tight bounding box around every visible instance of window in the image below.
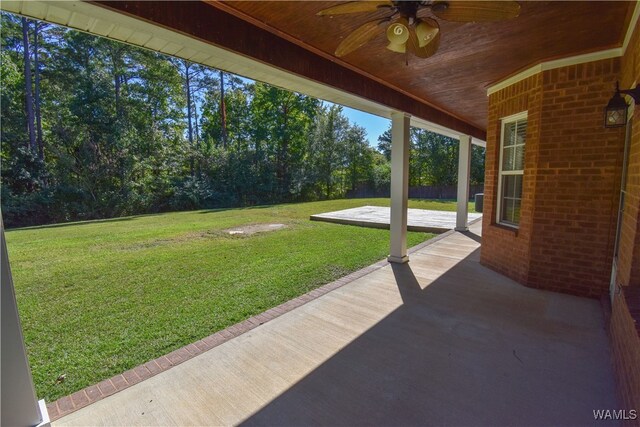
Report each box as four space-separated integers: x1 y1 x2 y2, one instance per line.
497 112 527 227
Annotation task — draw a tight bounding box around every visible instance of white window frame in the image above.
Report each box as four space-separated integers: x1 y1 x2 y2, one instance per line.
496 111 528 228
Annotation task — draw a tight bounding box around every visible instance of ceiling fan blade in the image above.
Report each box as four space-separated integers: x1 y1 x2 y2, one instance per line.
335 19 387 57
317 1 393 16
431 1 521 22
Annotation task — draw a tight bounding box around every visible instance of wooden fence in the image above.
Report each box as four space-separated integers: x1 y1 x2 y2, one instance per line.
346 184 484 200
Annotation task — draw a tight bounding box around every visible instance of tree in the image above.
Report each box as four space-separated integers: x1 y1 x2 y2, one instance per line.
219 70 228 148
419 132 459 185
0 14 26 147
21 17 37 153
0 11 484 228
343 124 372 192
250 83 318 200
471 145 486 184
305 104 350 198
411 128 430 186
200 72 247 149
377 128 392 161
173 59 207 175
33 21 49 160
377 124 484 187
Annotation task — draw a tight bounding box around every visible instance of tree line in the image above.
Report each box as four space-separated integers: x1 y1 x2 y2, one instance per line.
0 14 484 228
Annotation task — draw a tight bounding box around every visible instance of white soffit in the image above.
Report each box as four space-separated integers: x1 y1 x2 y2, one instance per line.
0 0 479 143
486 0 640 96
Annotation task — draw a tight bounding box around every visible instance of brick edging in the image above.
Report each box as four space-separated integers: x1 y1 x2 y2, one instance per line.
46 229 462 420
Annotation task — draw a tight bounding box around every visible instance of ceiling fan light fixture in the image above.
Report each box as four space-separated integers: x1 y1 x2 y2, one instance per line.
415 20 439 48
386 41 407 53
319 0 521 59
386 22 409 53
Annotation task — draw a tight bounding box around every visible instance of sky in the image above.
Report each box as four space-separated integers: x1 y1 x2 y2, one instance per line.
340 106 390 148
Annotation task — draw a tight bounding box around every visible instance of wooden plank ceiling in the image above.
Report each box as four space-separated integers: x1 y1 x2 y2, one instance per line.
215 1 633 131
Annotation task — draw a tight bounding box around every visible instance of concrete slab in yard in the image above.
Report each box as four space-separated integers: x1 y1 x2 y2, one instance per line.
310 205 482 233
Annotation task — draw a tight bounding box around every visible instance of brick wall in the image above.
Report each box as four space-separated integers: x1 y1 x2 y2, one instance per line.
617 17 640 289
481 17 640 418
481 61 625 298
481 74 542 284
611 18 640 420
528 58 625 298
609 292 640 419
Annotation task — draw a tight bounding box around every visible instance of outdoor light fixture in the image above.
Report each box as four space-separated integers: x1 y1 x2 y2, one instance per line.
604 82 640 128
386 21 410 53
415 20 439 48
384 18 440 58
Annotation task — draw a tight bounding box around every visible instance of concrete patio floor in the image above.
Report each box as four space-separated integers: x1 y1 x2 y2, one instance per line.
55 222 616 426
310 205 483 233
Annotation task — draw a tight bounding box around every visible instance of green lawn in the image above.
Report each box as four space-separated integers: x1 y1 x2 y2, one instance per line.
6 198 468 402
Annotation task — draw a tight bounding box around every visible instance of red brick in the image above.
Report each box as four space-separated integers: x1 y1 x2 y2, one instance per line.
246 316 261 326
481 57 625 299
187 342 203 355
194 339 212 353
57 396 74 414
70 390 89 407
298 294 313 303
97 379 116 396
122 369 142 386
308 289 324 298
219 329 234 339
111 374 128 390
259 311 275 321
84 384 102 402
484 28 640 414
609 292 640 413
133 365 152 381
156 355 172 370
255 313 271 324
47 402 60 420
166 350 185 365
263 308 282 319
203 333 225 347
176 347 191 359
144 359 164 375
237 319 256 331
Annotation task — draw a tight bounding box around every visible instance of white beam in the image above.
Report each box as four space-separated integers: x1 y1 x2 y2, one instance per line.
1 220 50 427
455 135 472 232
388 112 411 264
410 117 485 147
471 138 486 148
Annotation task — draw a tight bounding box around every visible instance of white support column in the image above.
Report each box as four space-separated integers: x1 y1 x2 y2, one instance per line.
1 220 50 427
455 135 472 231
388 112 411 264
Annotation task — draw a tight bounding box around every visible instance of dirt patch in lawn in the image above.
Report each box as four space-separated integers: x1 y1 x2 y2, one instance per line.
224 223 287 236
115 224 287 251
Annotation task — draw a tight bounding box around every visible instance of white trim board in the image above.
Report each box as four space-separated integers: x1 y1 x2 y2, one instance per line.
487 0 640 96
0 0 480 143
623 1 640 54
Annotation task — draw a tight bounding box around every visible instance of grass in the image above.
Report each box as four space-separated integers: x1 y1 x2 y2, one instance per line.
6 198 470 402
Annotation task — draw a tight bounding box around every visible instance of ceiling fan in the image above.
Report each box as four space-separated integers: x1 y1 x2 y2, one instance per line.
317 1 521 59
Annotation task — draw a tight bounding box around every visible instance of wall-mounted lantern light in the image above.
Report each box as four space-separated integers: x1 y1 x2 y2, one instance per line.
604 82 640 128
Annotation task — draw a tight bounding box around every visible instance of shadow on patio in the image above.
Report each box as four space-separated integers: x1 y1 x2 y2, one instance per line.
240 241 615 426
